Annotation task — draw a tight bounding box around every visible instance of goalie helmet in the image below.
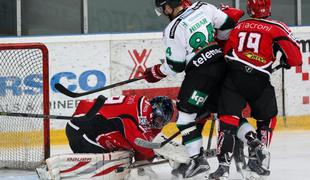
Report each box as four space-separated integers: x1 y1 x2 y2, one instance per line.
154 0 192 16
150 96 174 129
247 0 271 18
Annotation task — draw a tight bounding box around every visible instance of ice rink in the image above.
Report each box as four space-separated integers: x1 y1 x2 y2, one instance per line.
1 131 310 180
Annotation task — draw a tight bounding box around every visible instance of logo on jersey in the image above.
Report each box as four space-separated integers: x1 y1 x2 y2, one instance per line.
128 49 151 79
192 47 222 67
244 52 266 63
188 90 207 107
245 66 253 73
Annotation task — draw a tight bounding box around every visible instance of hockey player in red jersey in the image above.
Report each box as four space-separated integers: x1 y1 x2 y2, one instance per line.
66 95 174 162
210 0 303 179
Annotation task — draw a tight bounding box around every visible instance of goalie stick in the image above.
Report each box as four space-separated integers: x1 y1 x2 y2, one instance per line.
0 95 107 120
0 112 72 120
55 76 145 98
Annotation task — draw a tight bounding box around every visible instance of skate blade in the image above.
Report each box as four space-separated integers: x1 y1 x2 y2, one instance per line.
235 162 247 179
244 170 268 180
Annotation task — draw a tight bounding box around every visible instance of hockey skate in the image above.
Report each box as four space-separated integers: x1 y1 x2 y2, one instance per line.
208 153 231 180
171 152 210 178
208 164 229 180
245 138 271 180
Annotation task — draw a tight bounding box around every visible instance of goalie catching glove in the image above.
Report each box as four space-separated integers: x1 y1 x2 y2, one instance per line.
144 64 167 83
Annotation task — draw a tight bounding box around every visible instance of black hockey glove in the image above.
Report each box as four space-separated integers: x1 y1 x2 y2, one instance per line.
280 56 291 70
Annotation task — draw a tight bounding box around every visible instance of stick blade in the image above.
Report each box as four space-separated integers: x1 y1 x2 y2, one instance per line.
54 83 79 98
134 138 162 149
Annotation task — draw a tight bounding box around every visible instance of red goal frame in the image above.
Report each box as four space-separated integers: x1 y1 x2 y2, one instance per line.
0 43 50 160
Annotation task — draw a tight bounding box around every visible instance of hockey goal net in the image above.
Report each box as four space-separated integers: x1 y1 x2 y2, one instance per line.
0 43 50 169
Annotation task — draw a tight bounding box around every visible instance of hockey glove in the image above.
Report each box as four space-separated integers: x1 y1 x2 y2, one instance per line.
280 56 291 70
144 64 167 83
220 4 244 23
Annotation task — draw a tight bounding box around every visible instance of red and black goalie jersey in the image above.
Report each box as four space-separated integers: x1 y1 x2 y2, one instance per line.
73 95 160 161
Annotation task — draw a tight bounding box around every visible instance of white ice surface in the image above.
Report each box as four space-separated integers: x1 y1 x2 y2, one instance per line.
1 131 310 180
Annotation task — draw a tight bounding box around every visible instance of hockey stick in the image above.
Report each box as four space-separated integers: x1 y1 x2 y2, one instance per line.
55 76 145 98
205 114 217 158
135 131 181 149
0 112 72 120
134 111 211 149
271 64 283 73
206 113 216 150
0 95 107 120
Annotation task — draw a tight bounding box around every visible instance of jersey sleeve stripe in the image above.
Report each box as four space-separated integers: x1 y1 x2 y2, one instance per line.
169 18 182 39
137 96 144 117
192 1 208 10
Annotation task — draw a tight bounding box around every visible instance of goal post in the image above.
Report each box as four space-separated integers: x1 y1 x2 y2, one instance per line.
0 43 50 169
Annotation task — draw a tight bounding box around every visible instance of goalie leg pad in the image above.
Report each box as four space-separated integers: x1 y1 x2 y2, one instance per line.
40 151 133 180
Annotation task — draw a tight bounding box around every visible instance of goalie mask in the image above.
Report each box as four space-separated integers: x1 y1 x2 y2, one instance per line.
150 96 174 129
154 0 192 16
247 0 271 18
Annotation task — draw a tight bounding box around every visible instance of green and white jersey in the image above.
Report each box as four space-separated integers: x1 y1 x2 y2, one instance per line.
160 1 230 75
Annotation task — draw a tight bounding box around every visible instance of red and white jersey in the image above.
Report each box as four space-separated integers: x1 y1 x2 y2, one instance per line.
74 95 159 161
224 18 302 75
